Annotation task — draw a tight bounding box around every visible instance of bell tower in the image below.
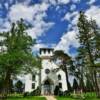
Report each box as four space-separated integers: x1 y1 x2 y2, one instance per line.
40 48 55 95
40 48 54 59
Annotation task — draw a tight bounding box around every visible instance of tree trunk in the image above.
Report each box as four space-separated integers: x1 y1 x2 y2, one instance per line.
39 68 41 94
80 65 84 93
2 69 11 99
93 69 100 98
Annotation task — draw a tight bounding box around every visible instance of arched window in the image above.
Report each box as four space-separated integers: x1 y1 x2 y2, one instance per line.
58 74 61 80
32 74 35 81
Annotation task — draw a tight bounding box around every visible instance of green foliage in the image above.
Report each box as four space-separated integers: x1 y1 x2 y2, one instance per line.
23 87 41 97
30 87 41 96
0 19 35 76
86 79 94 92
0 19 40 96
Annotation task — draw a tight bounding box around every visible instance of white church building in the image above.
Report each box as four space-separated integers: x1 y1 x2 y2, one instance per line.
24 48 68 95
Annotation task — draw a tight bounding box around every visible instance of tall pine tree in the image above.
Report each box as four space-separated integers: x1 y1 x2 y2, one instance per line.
0 19 39 97
77 11 100 97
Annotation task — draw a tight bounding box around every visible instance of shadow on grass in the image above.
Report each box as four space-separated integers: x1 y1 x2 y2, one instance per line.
7 96 46 100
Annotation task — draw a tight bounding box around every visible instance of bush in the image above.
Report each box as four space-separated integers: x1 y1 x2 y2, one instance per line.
54 85 71 96
23 92 30 97
31 87 41 96
54 85 59 95
63 91 70 96
23 87 41 97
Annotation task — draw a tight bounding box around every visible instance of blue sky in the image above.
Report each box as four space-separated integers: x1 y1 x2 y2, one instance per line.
0 0 100 57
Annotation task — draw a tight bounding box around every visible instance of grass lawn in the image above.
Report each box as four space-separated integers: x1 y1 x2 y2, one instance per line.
56 96 100 100
56 92 100 100
7 96 46 100
7 96 100 100
2 92 100 100
56 97 75 100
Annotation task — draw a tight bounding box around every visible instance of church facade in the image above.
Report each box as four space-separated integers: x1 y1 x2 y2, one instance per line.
24 48 68 95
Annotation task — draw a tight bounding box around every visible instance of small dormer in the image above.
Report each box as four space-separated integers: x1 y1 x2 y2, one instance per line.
39 48 54 59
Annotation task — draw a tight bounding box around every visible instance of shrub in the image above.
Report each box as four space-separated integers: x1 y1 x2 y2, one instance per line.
54 85 59 95
63 91 70 96
23 92 30 97
31 87 41 96
23 87 41 97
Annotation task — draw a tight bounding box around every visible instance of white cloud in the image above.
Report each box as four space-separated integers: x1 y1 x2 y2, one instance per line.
4 3 9 10
0 18 11 32
62 11 78 21
70 4 76 11
8 3 49 23
26 22 54 39
42 0 57 5
87 0 96 5
62 12 71 21
57 0 70 4
55 31 79 57
41 0 70 5
85 6 100 27
8 4 34 22
2 2 54 40
71 0 80 3
33 43 47 53
62 11 79 31
71 12 79 26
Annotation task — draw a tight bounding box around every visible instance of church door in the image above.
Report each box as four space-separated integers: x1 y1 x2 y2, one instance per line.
43 79 53 95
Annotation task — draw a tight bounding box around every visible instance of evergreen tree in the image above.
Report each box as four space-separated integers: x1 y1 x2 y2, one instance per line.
86 79 94 92
77 11 100 97
0 19 38 97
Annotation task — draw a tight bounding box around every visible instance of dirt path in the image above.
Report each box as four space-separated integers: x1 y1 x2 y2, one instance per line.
44 96 57 100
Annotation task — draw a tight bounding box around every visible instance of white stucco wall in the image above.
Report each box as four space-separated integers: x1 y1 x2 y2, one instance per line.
25 74 33 92
25 73 39 92
57 70 68 91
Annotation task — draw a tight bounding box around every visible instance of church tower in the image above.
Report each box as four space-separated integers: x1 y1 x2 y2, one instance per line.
40 48 68 95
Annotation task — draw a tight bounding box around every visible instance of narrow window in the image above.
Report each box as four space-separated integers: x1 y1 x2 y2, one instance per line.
59 83 62 88
32 83 35 89
32 74 35 81
58 74 61 80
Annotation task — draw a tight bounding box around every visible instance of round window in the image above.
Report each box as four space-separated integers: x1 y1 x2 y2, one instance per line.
45 69 50 74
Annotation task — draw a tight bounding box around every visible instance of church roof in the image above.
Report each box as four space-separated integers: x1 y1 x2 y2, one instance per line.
40 48 54 51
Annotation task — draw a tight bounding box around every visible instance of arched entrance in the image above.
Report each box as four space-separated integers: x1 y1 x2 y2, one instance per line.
42 78 54 95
